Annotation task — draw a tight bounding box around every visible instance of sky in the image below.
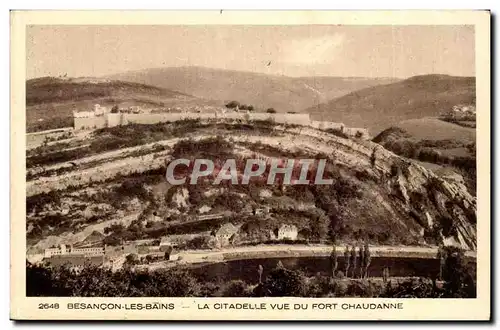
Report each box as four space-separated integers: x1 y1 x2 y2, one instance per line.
26 25 475 79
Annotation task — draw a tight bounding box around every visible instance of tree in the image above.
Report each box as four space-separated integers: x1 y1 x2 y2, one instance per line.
103 235 121 246
309 214 329 241
26 263 202 297
225 101 240 109
220 280 251 297
124 253 138 267
266 108 276 114
247 105 254 111
364 242 371 279
186 236 210 250
330 245 338 278
239 104 248 110
442 246 476 298
258 264 264 284
111 105 119 113
344 246 350 277
261 265 305 297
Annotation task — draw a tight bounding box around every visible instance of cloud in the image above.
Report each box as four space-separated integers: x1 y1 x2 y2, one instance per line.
282 34 345 65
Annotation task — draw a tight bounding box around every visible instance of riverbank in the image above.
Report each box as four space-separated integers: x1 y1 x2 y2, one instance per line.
142 244 476 271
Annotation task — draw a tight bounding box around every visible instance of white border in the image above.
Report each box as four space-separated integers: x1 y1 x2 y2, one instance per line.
4 3 496 327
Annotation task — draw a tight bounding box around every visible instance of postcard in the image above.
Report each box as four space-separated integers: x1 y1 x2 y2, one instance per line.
10 10 490 320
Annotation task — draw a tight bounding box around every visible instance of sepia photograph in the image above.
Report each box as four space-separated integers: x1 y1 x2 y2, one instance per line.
10 10 490 320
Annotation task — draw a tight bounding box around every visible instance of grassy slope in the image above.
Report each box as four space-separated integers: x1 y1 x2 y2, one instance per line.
305 74 476 134
26 77 218 132
397 118 475 144
108 66 398 113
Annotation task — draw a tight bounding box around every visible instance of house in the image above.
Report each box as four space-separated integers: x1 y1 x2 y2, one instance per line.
215 223 239 248
103 250 127 271
277 224 298 240
44 244 68 258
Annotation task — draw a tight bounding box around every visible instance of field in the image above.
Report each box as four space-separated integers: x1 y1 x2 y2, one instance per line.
397 117 476 143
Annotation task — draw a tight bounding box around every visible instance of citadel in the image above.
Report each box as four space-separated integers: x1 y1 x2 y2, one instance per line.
72 103 371 139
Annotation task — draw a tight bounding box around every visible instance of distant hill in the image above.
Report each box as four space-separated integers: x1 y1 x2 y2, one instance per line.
108 66 398 113
305 74 476 134
26 77 217 132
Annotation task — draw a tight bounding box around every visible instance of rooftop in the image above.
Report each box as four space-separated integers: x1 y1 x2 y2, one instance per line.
45 255 104 268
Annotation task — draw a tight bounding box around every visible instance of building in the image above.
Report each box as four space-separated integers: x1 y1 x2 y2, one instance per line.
104 254 127 272
215 223 239 248
277 224 298 240
44 244 105 258
444 104 476 121
44 244 67 258
452 104 476 114
253 206 271 216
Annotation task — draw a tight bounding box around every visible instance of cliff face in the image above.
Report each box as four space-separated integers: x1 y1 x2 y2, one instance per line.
26 121 476 251
265 127 477 250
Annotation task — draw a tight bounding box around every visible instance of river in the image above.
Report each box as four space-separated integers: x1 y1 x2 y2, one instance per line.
191 256 476 284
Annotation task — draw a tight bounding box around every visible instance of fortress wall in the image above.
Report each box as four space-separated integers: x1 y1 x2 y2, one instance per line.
310 120 345 131
122 112 312 126
269 113 311 125
74 112 369 141
106 113 123 127
74 116 107 130
125 113 185 124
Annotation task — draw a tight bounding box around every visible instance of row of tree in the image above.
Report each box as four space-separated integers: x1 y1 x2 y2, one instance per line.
330 243 372 279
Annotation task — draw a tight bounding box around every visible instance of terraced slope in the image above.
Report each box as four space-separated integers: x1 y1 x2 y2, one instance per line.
26 119 476 252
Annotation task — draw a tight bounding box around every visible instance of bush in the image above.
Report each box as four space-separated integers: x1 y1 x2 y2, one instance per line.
225 101 240 109
219 280 252 297
325 128 349 139
305 275 337 297
266 108 276 114
183 236 211 250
